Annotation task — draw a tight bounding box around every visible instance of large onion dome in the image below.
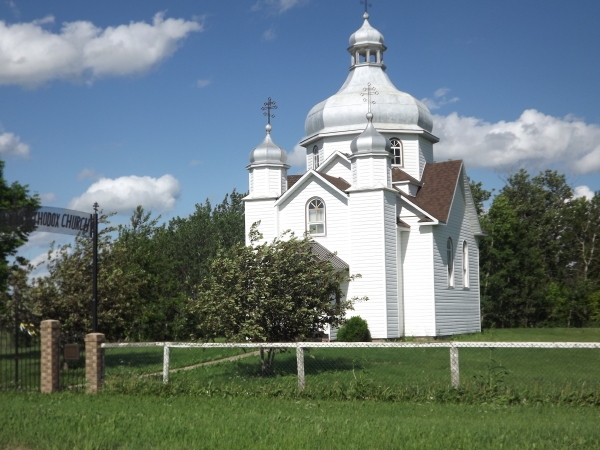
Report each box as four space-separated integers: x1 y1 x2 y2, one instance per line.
304 13 433 138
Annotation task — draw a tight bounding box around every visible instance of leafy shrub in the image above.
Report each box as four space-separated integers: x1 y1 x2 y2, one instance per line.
337 316 371 342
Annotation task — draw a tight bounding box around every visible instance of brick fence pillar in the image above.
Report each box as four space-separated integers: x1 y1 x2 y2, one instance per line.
85 333 105 393
41 320 60 393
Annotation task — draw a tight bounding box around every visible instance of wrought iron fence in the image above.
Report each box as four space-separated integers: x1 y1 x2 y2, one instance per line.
0 304 41 392
101 341 600 400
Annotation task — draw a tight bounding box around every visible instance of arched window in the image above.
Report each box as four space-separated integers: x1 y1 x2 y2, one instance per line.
447 238 454 288
462 241 469 288
312 146 320 169
390 138 403 166
307 198 325 236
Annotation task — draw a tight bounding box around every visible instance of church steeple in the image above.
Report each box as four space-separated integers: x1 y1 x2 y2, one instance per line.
348 11 387 70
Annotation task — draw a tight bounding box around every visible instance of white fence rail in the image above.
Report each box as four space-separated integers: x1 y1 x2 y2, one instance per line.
102 341 600 389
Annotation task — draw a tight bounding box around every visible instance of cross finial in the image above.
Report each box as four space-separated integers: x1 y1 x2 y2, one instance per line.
360 0 372 14
361 82 378 117
93 202 99 213
261 97 277 125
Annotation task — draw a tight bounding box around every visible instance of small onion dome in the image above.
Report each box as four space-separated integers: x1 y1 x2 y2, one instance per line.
349 13 385 47
350 112 392 155
248 124 288 165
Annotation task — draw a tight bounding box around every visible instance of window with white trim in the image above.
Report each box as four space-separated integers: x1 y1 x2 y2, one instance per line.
307 198 326 236
390 138 403 166
447 237 454 288
463 240 469 288
312 146 320 169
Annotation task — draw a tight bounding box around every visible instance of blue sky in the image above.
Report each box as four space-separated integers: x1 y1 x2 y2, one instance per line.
1 0 599 266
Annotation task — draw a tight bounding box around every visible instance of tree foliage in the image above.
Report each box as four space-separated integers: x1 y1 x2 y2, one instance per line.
478 169 600 328
192 226 362 374
0 160 40 294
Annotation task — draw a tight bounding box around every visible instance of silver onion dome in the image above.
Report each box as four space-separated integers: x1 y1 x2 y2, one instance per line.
248 124 288 165
350 112 392 155
304 13 433 138
349 13 385 47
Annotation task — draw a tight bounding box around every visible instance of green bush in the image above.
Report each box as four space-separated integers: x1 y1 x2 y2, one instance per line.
337 316 371 342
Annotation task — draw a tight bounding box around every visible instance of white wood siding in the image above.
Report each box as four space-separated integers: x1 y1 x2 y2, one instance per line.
278 177 350 263
384 135 420 181
396 229 404 336
384 190 399 337
347 190 388 338
418 137 434 179
321 157 351 181
244 199 277 245
321 135 354 162
432 171 481 336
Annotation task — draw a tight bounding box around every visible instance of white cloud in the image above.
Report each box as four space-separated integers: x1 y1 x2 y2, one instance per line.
196 78 211 88
6 0 19 17
68 174 181 215
573 185 595 200
39 192 56 203
288 143 306 168
189 159 202 166
77 168 102 181
263 27 276 41
0 12 203 87
252 0 308 14
433 109 600 174
0 132 29 157
421 88 459 110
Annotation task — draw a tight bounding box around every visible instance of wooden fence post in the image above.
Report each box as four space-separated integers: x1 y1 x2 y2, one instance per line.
297 346 305 391
163 345 170 384
41 320 60 393
450 345 460 388
85 333 105 393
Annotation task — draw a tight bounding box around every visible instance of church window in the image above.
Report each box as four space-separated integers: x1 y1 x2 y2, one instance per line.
462 241 469 288
307 198 326 236
447 238 454 288
390 138 403 166
313 146 320 169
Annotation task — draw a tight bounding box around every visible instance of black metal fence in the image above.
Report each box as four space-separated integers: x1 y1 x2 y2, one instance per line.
60 332 86 392
0 302 41 392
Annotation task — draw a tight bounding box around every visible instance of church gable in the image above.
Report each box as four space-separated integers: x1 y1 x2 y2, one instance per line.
317 151 351 181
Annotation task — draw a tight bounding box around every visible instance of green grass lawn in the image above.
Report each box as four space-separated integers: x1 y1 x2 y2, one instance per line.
451 327 600 342
103 329 600 403
0 393 598 449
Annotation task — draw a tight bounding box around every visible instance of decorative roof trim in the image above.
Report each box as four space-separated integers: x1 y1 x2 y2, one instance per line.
300 127 439 147
275 170 349 206
317 151 351 173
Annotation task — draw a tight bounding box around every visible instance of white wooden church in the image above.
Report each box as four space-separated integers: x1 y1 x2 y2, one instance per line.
244 11 483 339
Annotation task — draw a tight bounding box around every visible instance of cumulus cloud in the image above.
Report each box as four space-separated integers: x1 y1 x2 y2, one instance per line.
573 185 595 200
0 132 29 157
421 87 459 110
68 174 181 214
0 12 203 87
433 109 600 174
39 192 56 203
262 27 276 41
252 0 308 14
77 168 102 181
288 143 306 168
196 78 211 88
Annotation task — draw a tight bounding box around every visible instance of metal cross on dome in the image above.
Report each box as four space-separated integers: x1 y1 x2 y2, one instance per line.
361 82 378 113
360 0 372 14
261 97 277 125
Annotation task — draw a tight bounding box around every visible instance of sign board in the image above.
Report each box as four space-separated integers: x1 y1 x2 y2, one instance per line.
0 206 92 236
64 344 80 361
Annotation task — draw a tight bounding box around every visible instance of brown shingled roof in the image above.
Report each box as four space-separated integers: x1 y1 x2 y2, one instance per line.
392 168 423 186
287 175 303 189
401 160 463 223
318 173 351 191
287 173 351 193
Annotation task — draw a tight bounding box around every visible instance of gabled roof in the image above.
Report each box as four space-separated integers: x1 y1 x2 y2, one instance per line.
398 160 463 223
277 170 350 206
317 151 351 173
391 168 423 186
308 241 349 270
287 173 350 192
